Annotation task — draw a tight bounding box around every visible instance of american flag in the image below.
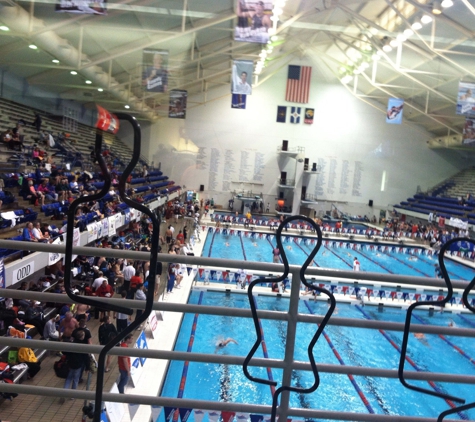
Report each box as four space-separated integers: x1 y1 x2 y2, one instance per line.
285 65 312 103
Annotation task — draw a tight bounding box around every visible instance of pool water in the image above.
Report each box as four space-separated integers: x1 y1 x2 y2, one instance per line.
161 291 475 421
202 231 475 282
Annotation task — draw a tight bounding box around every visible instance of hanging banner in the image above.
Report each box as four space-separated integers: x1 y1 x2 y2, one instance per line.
232 94 247 109
232 60 253 95
304 108 314 124
235 1 273 43
142 49 169 93
48 237 63 266
179 408 193 422
152 406 163 422
276 106 287 123
290 106 301 124
462 117 475 145
95 105 119 134
456 81 475 115
386 98 404 124
164 407 177 422
169 90 188 119
208 411 222 422
56 0 107 14
128 403 140 420
194 410 205 422
0 258 4 289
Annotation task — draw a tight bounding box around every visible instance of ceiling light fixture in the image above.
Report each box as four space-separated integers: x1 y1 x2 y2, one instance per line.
390 39 399 48
372 53 381 61
411 21 423 30
97 88 104 92
403 28 414 37
0 26 9 31
70 71 77 75
432 0 442 14
382 37 392 52
29 44 38 50
341 74 353 84
441 0 453 7
421 14 433 24
52 59 60 64
85 80 92 84
124 105 130 109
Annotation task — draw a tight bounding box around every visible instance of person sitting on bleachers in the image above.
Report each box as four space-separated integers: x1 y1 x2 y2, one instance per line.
23 222 39 242
56 177 72 202
38 179 57 202
32 221 51 242
27 179 44 206
69 176 80 194
24 301 46 337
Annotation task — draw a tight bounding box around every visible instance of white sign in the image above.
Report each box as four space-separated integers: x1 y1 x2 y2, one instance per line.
48 237 63 266
72 227 80 261
148 311 159 339
129 355 143 388
12 261 35 283
108 216 116 236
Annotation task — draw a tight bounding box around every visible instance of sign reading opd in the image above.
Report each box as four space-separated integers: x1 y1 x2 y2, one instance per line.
13 262 35 283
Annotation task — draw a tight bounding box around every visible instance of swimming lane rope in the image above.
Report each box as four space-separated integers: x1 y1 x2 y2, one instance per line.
355 305 469 420
303 301 376 415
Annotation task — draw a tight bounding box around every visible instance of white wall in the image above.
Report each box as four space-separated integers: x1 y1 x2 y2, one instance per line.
119 64 466 213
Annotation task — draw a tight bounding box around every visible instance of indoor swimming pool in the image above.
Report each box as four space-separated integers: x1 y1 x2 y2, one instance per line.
160 291 475 422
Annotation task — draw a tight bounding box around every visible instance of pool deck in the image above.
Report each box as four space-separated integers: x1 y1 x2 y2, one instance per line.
2 210 472 422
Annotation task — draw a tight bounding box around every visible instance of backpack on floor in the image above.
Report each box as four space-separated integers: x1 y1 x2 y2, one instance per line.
53 355 69 379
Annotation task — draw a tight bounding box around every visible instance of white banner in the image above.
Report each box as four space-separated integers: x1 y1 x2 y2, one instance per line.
108 215 116 236
12 261 35 283
48 237 63 266
87 223 98 243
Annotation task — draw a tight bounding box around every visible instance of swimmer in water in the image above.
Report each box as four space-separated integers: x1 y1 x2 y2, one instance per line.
414 332 429 346
253 242 258 247
215 338 238 352
286 245 292 251
225 242 230 247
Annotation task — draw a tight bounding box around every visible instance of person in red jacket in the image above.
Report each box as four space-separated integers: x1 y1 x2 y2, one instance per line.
95 279 114 320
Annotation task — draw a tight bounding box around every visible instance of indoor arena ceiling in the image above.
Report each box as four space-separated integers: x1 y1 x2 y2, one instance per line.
0 0 474 139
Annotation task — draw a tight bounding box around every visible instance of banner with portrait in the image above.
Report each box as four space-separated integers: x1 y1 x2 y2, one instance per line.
386 98 404 124
232 94 247 109
463 117 475 145
456 81 475 115
235 1 274 43
232 60 253 95
168 90 188 119
56 0 107 14
142 49 169 93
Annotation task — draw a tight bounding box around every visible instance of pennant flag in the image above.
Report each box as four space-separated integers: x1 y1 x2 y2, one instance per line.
222 412 236 422
250 415 264 422
420 294 427 301
198 268 204 278
151 405 163 422
232 94 247 109
210 270 216 280
236 413 250 422
229 272 235 282
164 407 177 422
216 270 223 281
194 410 205 422
187 267 192 275
290 106 301 123
386 97 404 124
129 403 140 420
209 411 221 422
285 65 312 103
304 108 314 124
277 106 287 123
408 293 415 301
179 408 193 422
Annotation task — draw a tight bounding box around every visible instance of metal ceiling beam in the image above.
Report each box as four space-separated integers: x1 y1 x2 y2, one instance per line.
0 2 157 120
81 10 235 69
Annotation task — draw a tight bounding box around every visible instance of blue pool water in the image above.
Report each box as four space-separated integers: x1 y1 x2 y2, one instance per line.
202 231 475 282
161 291 475 421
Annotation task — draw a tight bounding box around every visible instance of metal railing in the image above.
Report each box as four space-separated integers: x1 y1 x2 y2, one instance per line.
0 239 473 422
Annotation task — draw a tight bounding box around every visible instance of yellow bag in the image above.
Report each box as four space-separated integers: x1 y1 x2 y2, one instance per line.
18 347 38 363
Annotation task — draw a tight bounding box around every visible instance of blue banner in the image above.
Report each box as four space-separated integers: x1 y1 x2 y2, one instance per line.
290 106 301 123
136 330 148 366
232 94 247 109
0 258 4 289
386 98 404 124
276 106 287 123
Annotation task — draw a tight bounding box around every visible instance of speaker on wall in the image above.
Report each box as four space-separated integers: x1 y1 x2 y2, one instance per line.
368 199 373 207
200 185 205 192
282 140 288 151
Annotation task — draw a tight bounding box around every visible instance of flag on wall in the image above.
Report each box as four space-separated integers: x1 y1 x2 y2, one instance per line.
285 65 312 103
290 107 301 123
232 94 246 109
386 98 404 124
169 89 187 119
276 106 287 123
304 108 314 124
